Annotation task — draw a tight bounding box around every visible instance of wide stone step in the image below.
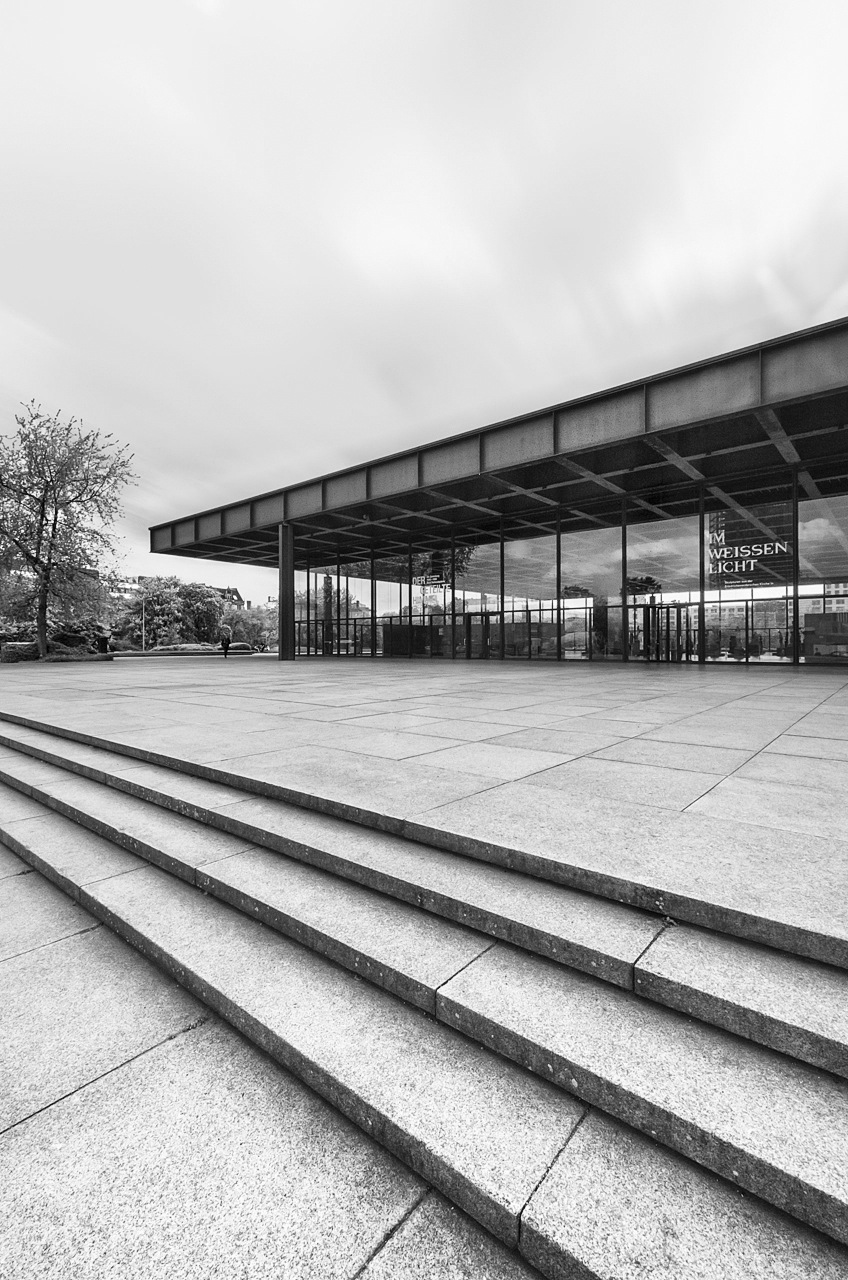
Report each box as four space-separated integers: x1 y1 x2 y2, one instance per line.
438 945 848 1246
1 728 847 1082
5 805 848 1279
3 775 848 1245
0 725 668 988
1 710 847 974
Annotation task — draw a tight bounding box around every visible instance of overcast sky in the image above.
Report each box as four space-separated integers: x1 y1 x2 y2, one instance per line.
2 0 848 604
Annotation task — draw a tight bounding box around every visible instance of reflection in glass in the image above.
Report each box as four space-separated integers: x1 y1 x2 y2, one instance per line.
799 495 848 664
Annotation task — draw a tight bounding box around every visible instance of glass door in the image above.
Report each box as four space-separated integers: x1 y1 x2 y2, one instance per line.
629 603 698 661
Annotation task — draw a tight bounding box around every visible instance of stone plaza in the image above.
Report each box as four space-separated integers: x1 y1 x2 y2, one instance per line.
2 655 848 1277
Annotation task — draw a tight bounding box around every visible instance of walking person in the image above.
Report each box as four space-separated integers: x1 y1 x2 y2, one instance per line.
220 623 232 658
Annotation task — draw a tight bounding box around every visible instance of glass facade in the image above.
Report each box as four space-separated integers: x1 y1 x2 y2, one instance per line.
293 486 848 666
798 495 848 664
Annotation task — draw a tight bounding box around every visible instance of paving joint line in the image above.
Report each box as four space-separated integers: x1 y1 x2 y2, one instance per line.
348 1186 432 1280
516 1105 591 1241
678 691 848 814
630 919 676 991
0 922 102 967
0 1015 210 1139
434 941 498 1001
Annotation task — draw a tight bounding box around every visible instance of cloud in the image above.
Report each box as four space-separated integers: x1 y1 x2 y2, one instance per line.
1 0 847 597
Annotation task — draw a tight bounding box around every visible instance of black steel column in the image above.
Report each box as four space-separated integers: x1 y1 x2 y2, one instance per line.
621 498 628 662
370 551 377 659
407 542 413 658
499 519 505 660
345 572 350 656
792 468 800 664
277 523 296 661
556 513 562 662
450 536 456 660
305 553 311 656
336 555 342 656
698 487 706 663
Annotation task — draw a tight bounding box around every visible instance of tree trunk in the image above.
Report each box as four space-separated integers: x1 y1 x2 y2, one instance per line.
36 576 50 658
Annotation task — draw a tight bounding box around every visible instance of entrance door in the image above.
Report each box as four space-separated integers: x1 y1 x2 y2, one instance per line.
464 613 491 658
630 603 698 662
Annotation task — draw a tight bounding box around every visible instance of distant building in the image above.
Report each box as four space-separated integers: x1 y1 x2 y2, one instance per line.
108 578 249 610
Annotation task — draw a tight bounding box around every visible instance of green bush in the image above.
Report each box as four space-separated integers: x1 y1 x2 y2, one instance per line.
0 641 39 663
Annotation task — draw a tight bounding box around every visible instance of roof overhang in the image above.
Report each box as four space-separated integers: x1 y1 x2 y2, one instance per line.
150 316 848 572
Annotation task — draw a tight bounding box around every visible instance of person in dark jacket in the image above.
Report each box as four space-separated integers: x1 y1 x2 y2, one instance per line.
220 624 232 658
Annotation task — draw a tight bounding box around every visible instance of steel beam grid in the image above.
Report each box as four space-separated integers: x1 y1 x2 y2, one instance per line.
150 316 848 571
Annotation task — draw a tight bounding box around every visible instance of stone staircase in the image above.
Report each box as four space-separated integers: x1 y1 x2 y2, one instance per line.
1 710 847 1279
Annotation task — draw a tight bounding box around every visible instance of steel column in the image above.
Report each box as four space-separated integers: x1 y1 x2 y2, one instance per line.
305 553 311 656
698 487 706 663
621 498 628 661
450 536 456 660
792 469 800 664
407 543 413 658
336 556 343 655
499 519 505 660
370 551 377 658
556 513 562 662
277 523 296 661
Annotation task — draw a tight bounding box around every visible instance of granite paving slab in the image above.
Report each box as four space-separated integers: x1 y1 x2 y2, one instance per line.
0 843 27 879
491 726 631 754
591 738 754 775
636 924 848 1077
1 811 147 897
198 845 491 1012
437 944 848 1242
200 744 501 825
765 734 848 762
0 922 203 1129
335 712 457 732
788 713 848 741
524 756 718 810
94 721 323 764
0 873 95 962
0 752 78 787
361 1191 539 1279
415 741 574 781
407 717 518 741
196 804 663 988
690 776 846 840
734 752 848 793
414 784 848 965
0 1019 426 1280
104 760 253 809
285 721 467 760
0 784 54 823
82 864 585 1245
10 768 256 876
289 704 406 722
522 1111 848 1280
643 719 799 751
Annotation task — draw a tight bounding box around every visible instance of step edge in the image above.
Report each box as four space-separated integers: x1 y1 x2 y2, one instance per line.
0 739 652 990
8 807 847 1252
2 753 847 1084
2 710 845 969
435 986 848 1248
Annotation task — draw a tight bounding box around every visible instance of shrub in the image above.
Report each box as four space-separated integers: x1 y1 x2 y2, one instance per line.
0 641 40 663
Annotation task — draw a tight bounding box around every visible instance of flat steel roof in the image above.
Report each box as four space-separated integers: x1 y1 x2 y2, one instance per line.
151 315 848 570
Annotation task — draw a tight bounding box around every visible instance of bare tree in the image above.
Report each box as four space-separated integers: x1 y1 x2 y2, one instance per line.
0 402 137 656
